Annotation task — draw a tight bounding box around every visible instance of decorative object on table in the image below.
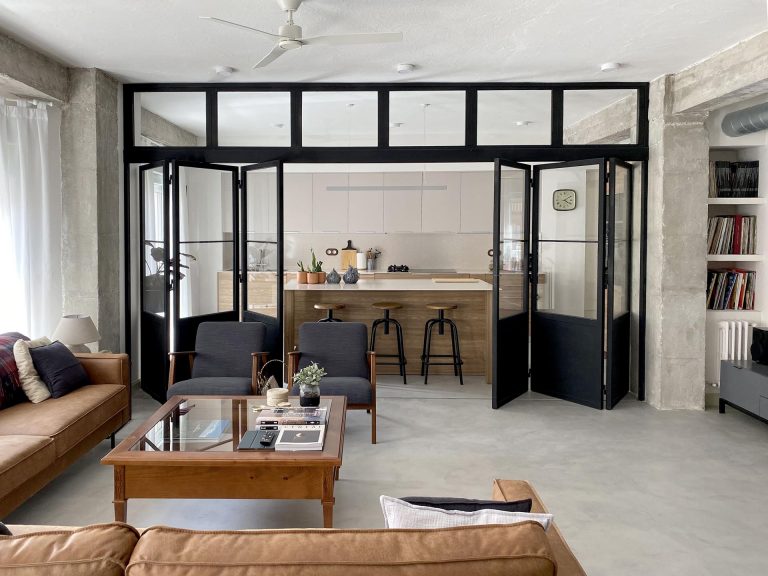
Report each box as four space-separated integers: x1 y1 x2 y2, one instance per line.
387 264 410 272
307 248 324 284
552 188 577 211
343 265 360 284
248 244 272 271
52 314 100 353
266 387 290 407
366 247 382 271
255 358 285 395
341 239 358 270
297 261 308 284
326 268 341 284
293 361 326 407
356 251 367 270
143 241 196 313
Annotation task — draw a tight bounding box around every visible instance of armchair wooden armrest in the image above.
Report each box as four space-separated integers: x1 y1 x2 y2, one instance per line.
250 352 270 393
168 351 196 389
367 351 377 389
287 350 302 389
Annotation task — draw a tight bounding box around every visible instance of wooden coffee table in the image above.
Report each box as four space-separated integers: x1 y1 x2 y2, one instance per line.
101 395 346 528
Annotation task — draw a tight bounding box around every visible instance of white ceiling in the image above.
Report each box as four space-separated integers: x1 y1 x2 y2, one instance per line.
0 0 766 84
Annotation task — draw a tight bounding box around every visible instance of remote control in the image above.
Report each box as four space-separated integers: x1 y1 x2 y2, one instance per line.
260 431 276 445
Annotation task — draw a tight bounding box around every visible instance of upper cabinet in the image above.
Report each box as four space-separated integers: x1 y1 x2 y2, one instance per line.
422 172 460 233
460 171 494 233
312 173 349 233
348 172 384 233
283 173 313 233
383 172 423 233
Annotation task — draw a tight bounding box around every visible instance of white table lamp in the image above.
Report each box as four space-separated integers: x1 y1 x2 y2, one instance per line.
53 314 100 353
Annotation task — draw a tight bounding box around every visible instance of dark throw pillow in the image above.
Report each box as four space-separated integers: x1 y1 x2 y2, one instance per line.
400 496 533 514
0 332 30 410
29 341 90 399
0 521 11 536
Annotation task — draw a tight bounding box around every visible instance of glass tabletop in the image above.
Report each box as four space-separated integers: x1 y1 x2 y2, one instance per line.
130 397 334 453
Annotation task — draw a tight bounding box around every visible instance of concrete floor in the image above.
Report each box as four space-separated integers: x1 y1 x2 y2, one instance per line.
6 376 768 575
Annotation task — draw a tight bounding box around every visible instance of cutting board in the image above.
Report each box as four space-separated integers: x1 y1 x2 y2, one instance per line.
340 241 358 271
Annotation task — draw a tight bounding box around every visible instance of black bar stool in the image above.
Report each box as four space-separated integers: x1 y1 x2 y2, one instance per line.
314 303 345 322
420 304 463 386
370 302 407 385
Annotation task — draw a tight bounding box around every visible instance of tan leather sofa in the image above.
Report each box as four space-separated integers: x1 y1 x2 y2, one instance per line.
0 353 131 518
2 480 586 575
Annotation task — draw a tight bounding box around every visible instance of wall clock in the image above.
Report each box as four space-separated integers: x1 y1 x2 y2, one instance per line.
553 189 577 211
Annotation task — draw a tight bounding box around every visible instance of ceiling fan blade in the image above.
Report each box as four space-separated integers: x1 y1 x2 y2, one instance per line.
200 16 280 41
301 32 403 46
253 45 286 69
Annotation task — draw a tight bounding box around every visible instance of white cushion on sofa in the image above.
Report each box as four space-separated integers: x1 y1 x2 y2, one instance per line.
13 337 51 403
380 495 553 530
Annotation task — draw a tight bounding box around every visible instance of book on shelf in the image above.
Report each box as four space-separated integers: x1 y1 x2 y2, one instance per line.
275 425 326 451
708 160 759 198
706 269 756 310
707 215 757 255
255 406 328 426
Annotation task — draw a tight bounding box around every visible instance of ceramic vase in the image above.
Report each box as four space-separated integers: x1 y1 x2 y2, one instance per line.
307 272 319 284
326 268 341 284
318 271 327 283
343 266 360 284
297 271 308 284
299 383 321 407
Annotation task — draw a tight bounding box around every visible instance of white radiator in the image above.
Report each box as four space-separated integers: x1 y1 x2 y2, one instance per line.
710 321 755 385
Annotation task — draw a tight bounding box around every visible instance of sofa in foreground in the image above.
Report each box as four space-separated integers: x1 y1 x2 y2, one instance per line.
1 480 586 575
0 353 131 518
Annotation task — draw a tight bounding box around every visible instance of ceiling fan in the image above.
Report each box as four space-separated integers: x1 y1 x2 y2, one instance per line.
201 0 403 69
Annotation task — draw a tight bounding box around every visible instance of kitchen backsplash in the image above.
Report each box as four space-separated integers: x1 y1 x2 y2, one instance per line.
285 233 493 273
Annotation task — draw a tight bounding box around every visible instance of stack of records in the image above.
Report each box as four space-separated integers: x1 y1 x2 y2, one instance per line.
707 215 757 254
706 269 756 310
709 161 759 198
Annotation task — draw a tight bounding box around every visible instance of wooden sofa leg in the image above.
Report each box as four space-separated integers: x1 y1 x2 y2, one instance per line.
371 407 376 445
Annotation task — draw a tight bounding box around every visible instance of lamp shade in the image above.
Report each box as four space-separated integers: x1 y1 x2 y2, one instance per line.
52 315 100 346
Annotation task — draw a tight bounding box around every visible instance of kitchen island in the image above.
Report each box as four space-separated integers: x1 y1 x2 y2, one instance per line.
284 278 492 381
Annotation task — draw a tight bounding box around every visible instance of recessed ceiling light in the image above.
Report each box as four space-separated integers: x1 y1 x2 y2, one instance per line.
514 120 533 126
396 63 416 74
600 62 622 72
214 65 236 77
272 123 285 128
390 122 404 128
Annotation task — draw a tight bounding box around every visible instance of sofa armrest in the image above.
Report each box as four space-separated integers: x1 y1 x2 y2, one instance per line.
74 353 129 388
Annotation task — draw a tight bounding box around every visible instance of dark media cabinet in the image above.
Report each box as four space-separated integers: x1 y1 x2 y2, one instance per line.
719 360 768 423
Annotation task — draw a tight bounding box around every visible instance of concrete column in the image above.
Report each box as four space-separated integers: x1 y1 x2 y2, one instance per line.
61 69 120 351
645 75 709 409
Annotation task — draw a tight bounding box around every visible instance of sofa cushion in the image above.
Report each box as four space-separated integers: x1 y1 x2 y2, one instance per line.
126 523 557 576
0 435 55 500
13 337 52 403
380 495 553 531
30 341 90 398
0 523 139 576
167 377 253 400
0 385 126 457
0 332 29 410
401 495 533 513
290 376 372 405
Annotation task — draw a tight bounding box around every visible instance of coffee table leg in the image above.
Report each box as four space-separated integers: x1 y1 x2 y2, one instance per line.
322 467 335 528
114 466 127 522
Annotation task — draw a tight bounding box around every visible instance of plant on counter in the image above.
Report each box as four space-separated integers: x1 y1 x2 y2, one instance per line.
293 362 326 407
365 247 382 271
297 260 308 284
308 248 326 284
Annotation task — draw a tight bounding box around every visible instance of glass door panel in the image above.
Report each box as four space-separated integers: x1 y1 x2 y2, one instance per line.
241 161 283 367
493 160 531 408
140 161 170 402
606 159 633 408
173 162 239 353
531 160 606 409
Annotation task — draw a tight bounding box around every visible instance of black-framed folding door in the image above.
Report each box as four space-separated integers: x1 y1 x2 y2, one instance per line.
171 161 239 354
606 159 633 408
240 161 284 368
492 160 532 408
531 159 607 409
139 161 170 401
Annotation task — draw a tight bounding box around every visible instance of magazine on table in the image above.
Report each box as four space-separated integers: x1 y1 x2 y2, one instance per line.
275 425 326 451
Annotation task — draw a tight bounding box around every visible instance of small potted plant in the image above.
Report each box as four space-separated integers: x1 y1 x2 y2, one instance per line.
297 261 307 284
307 249 324 284
293 362 326 407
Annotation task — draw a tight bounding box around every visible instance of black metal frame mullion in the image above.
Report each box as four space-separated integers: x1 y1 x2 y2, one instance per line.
597 159 608 409
465 89 478 148
378 90 389 148
550 89 564 147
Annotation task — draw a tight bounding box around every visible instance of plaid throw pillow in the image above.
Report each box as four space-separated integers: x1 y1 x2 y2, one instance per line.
0 332 29 410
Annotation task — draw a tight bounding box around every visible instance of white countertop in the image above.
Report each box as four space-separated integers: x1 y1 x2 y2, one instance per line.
284 278 492 291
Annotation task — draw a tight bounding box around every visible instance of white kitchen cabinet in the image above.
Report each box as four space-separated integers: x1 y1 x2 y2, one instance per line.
383 172 422 233
348 172 384 233
283 173 313 233
312 173 349 233
460 171 494 233
422 172 460 233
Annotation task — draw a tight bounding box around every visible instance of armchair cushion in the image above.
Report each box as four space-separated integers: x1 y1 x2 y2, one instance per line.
297 323 369 379
167 377 253 400
290 376 371 405
192 322 266 379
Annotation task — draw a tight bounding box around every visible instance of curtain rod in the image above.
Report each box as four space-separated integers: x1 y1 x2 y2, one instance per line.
1 95 54 107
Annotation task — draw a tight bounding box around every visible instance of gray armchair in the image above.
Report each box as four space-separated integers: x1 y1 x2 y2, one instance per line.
288 322 377 444
167 321 268 400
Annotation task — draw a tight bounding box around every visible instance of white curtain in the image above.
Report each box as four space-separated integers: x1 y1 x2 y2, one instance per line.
0 98 62 337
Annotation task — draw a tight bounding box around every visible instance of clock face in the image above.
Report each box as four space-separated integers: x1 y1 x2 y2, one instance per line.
553 189 577 211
